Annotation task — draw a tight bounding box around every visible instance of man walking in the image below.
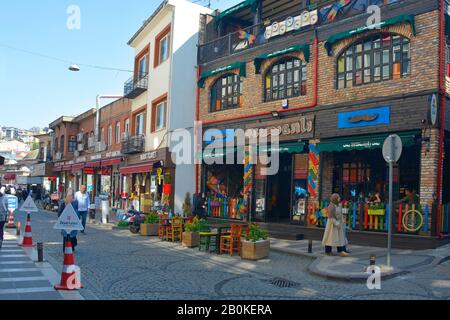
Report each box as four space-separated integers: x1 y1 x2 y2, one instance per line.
74 185 90 234
0 187 8 249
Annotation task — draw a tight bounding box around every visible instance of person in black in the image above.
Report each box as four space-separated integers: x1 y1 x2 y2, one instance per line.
194 193 208 219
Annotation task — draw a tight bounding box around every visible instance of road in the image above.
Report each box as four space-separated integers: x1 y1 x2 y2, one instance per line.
8 209 450 300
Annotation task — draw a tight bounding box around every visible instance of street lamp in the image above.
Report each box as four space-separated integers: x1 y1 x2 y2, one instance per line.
69 64 80 72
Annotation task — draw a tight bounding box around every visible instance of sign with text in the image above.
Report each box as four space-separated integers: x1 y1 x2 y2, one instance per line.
54 203 84 232
7 195 18 210
19 196 39 213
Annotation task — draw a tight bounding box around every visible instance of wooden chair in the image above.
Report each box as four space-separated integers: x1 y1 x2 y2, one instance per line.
166 216 183 242
220 224 243 256
158 214 169 240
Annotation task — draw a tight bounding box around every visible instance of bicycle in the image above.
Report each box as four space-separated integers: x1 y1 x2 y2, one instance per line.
402 209 424 233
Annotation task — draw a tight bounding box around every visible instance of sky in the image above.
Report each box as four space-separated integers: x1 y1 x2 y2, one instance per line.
0 0 241 130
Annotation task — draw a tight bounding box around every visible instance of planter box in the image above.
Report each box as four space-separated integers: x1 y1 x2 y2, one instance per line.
182 232 200 248
140 223 158 236
241 239 270 260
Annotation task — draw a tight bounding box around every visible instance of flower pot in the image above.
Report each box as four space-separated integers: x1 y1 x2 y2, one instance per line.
182 232 200 248
241 239 270 260
140 223 158 236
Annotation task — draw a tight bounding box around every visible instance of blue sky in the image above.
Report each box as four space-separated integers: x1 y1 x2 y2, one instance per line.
0 0 240 129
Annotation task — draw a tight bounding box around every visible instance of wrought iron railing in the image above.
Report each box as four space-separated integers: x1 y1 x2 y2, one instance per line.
121 135 145 154
124 73 148 98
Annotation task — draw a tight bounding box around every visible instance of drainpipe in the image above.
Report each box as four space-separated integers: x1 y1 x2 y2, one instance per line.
195 66 201 195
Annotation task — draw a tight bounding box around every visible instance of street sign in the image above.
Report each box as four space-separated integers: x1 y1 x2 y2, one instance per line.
6 195 18 211
54 203 84 232
19 195 39 213
382 135 403 163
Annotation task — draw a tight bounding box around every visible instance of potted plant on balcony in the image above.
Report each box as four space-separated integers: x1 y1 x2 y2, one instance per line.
241 223 270 260
182 217 208 248
140 212 159 236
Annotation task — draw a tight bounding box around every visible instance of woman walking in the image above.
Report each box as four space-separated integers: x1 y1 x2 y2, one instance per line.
322 193 350 257
58 193 80 252
0 187 8 249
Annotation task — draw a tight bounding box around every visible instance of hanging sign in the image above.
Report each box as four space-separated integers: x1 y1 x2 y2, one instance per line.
429 94 438 126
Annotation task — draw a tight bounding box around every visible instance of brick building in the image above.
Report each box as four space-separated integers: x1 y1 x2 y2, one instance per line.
196 0 450 248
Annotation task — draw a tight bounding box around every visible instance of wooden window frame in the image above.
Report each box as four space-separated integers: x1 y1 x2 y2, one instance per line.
154 24 171 68
132 105 147 137
210 73 242 112
134 44 150 80
151 94 168 133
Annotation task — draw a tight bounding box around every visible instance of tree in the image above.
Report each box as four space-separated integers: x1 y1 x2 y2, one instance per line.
182 192 193 217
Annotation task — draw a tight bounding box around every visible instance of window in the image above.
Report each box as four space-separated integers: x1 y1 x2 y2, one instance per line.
154 25 171 67
155 101 166 131
264 57 307 102
138 55 148 80
115 122 121 144
60 136 65 153
101 128 105 143
108 125 113 146
337 33 411 89
124 119 130 138
68 136 76 153
135 112 145 135
210 73 243 112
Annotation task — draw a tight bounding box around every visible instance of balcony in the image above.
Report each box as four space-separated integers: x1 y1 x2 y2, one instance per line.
124 73 148 99
121 135 145 154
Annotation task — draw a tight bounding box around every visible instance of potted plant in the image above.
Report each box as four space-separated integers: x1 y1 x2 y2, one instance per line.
182 217 208 248
241 223 270 260
140 212 159 236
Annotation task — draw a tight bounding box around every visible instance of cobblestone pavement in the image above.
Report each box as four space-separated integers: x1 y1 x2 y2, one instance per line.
11 210 450 300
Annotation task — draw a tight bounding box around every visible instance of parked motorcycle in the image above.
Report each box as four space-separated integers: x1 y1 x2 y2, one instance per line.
128 209 145 234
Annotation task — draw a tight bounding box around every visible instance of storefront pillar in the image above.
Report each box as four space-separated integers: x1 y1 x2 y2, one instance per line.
308 141 320 206
243 145 254 222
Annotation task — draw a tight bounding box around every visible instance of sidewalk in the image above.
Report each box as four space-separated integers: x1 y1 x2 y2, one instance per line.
270 238 450 282
0 229 84 300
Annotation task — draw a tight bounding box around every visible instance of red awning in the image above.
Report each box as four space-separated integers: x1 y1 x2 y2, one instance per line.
53 166 62 172
3 173 16 180
120 164 153 175
85 161 101 168
71 163 85 171
62 165 72 171
101 158 122 167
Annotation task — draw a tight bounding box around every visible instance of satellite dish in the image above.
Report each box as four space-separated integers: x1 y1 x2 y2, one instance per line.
69 64 80 72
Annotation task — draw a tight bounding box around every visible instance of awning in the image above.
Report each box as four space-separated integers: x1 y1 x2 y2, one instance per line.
53 166 62 172
71 164 85 172
215 0 259 23
324 15 416 56
85 161 101 168
120 164 153 175
198 62 246 88
101 158 122 167
3 173 16 180
62 165 72 171
259 142 306 153
254 44 310 74
317 131 419 153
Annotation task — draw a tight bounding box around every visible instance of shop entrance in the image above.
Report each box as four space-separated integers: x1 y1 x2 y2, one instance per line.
266 153 292 222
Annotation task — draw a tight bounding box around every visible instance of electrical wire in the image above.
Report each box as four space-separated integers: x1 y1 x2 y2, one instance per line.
0 43 133 73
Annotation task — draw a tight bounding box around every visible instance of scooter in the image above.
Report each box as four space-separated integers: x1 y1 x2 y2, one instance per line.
127 209 145 234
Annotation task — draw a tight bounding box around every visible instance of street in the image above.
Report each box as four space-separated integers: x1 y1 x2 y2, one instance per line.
3 209 449 300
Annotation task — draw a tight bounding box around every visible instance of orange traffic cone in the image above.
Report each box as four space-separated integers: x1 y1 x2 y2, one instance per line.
19 214 34 247
54 238 83 290
6 210 15 229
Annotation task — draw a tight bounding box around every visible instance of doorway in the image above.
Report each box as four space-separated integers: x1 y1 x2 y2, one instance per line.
266 153 292 222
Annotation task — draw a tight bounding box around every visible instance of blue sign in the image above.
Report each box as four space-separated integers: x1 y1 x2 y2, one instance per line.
338 106 390 129
6 195 18 210
204 129 235 145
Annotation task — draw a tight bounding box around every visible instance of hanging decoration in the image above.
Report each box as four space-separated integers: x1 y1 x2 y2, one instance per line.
238 30 257 44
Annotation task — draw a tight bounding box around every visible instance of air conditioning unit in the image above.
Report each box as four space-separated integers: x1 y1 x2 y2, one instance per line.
77 133 84 142
95 142 107 152
55 152 62 160
77 144 84 152
88 137 96 148
74 151 80 157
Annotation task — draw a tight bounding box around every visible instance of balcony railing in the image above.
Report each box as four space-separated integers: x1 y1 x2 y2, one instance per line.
124 73 148 99
121 135 145 154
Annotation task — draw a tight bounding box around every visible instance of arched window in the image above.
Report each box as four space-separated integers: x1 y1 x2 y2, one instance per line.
210 73 242 112
337 33 410 89
265 57 307 102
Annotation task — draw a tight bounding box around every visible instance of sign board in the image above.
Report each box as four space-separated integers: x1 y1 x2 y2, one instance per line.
338 106 390 129
7 195 18 210
383 135 403 163
54 203 84 231
429 94 438 126
19 195 39 213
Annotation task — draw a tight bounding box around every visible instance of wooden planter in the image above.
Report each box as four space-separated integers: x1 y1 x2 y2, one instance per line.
182 232 200 248
140 223 159 236
241 239 270 260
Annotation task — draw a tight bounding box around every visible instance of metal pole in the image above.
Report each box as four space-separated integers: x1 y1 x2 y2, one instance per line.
387 135 395 268
37 242 44 262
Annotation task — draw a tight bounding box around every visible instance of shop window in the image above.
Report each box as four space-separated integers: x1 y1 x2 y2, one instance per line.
264 57 307 102
210 73 243 112
336 33 410 89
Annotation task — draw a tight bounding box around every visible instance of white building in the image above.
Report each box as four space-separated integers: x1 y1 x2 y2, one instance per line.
121 0 211 214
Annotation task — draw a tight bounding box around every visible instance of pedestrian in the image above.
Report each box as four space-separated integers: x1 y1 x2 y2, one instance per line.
22 188 28 201
35 187 42 208
74 185 90 234
194 193 207 219
322 193 350 257
0 187 8 249
58 193 80 252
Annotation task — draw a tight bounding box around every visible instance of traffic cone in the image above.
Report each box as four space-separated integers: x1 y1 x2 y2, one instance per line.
19 214 34 247
54 238 83 290
6 210 15 229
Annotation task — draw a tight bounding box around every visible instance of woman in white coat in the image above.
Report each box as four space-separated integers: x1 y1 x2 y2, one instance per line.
322 193 349 257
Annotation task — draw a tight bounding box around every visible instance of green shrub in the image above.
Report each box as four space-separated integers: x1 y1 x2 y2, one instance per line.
245 223 268 242
117 221 129 228
185 217 209 233
144 212 159 224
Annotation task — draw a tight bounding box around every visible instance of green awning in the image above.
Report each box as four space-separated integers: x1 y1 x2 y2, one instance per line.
317 131 419 153
215 0 259 23
254 44 310 74
259 142 306 154
198 62 247 88
324 15 416 56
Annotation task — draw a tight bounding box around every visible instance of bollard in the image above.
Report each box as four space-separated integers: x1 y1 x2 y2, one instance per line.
16 222 21 236
308 239 313 253
370 254 376 266
37 243 44 262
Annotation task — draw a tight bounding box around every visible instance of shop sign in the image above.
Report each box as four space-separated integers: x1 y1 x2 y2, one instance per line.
264 10 318 40
84 168 95 175
338 106 390 129
140 151 157 161
90 154 102 161
246 115 314 139
429 94 438 126
255 199 265 213
343 141 382 150
31 163 46 177
101 169 111 175
76 156 86 163
65 160 74 165
106 151 121 158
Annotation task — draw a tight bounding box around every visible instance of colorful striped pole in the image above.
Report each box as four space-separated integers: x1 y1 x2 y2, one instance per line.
424 204 429 233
